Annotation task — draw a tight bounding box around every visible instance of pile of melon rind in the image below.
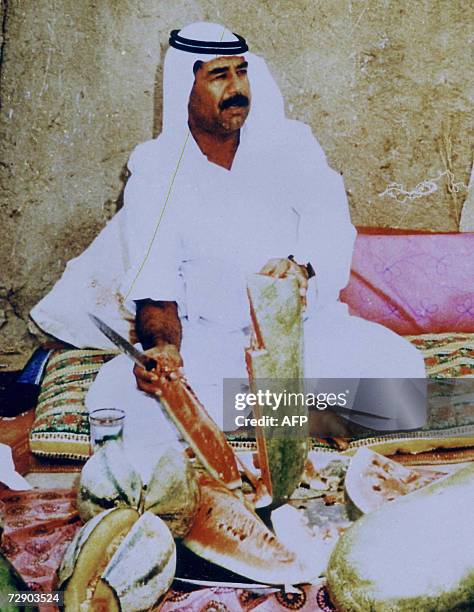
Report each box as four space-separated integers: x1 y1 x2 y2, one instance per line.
76 440 200 537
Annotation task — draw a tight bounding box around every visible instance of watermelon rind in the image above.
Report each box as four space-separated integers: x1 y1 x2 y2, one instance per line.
327 462 474 611
246 275 308 505
344 448 414 519
344 447 448 520
77 441 142 521
103 512 176 612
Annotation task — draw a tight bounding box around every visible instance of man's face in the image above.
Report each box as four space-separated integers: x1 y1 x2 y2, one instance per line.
188 56 251 135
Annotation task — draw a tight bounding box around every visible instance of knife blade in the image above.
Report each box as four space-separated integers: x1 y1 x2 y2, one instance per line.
328 405 392 420
88 313 157 371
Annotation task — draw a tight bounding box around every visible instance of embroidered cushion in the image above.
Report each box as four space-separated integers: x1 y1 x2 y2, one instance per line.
29 349 116 459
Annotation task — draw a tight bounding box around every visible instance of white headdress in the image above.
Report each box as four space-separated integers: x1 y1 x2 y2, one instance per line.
161 22 285 143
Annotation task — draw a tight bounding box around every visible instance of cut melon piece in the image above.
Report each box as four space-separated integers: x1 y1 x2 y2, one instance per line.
92 579 120 612
345 448 446 519
144 446 200 538
184 476 314 585
327 462 474 611
59 507 138 610
58 508 176 611
103 512 176 611
76 442 199 536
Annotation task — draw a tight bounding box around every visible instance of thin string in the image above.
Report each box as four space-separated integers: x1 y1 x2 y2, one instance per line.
379 170 467 205
124 131 191 300
124 27 227 301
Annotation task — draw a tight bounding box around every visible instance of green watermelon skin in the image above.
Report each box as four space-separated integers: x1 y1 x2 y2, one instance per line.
327 463 474 611
264 435 308 506
77 441 142 521
246 275 308 505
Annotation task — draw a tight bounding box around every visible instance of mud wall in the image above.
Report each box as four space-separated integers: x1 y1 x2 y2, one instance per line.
1 0 472 364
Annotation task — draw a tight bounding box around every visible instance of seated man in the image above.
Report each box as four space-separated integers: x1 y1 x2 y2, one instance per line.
31 22 425 468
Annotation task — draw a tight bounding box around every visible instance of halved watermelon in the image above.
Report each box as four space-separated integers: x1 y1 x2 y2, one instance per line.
345 447 446 519
58 508 176 611
327 463 474 611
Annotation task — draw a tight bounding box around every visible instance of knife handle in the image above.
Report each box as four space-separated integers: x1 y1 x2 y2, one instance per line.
144 357 158 371
288 255 315 279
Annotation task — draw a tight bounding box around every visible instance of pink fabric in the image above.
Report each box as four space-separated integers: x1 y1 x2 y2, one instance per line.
0 488 82 612
340 232 474 335
157 581 335 611
0 489 337 611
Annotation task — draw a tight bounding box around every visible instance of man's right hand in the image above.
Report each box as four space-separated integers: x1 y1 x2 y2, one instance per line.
260 257 309 307
133 344 183 395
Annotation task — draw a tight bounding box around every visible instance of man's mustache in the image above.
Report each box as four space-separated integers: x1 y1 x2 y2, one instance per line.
219 94 249 110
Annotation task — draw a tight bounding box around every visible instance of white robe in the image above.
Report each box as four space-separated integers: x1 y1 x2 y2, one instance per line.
85 122 425 472
30 23 425 471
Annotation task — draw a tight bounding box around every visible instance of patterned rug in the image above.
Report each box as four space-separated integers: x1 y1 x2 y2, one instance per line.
407 332 474 378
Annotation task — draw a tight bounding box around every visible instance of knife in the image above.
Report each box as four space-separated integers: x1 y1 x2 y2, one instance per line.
88 314 157 371
89 312 242 490
328 404 392 421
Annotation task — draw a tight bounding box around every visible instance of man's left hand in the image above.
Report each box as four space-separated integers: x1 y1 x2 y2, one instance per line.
260 257 309 307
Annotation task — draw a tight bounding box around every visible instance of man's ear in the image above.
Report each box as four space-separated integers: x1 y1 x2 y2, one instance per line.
193 60 203 75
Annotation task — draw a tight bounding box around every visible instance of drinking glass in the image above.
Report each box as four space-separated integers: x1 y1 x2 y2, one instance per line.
89 408 125 453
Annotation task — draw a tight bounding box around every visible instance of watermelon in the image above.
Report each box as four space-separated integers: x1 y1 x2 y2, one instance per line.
246 274 309 506
58 508 176 611
327 462 474 611
144 447 200 538
183 475 315 585
77 442 199 538
345 448 446 519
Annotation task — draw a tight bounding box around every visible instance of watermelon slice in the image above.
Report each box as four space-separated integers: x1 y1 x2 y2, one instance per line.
156 375 242 491
183 475 315 585
345 447 447 519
